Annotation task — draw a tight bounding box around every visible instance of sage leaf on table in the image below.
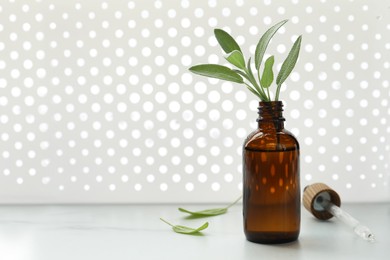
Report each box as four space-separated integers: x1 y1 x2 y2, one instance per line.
178 196 242 217
160 218 209 234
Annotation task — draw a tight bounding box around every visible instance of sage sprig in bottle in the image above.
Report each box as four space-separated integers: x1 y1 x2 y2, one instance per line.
188 20 302 244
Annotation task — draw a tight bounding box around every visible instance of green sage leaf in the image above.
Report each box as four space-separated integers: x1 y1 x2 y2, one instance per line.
246 84 263 100
189 64 243 83
260 56 274 88
255 19 288 70
160 218 209 234
275 35 302 100
246 58 269 101
233 69 250 81
178 207 228 217
178 196 242 217
214 29 242 54
225 50 246 70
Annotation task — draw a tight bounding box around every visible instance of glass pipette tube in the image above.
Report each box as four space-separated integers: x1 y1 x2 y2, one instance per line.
316 195 375 242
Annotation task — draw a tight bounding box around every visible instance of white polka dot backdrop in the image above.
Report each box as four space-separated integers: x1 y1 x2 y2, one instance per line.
0 0 389 203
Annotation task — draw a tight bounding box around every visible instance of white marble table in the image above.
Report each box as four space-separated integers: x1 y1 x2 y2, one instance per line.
0 203 388 260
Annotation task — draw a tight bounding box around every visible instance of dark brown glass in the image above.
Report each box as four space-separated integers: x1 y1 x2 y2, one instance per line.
243 101 300 244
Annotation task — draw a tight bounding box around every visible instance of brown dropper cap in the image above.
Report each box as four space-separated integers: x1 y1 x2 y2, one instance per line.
303 183 341 220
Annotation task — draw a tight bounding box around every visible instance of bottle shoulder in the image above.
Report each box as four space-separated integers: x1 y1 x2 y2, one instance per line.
244 129 299 151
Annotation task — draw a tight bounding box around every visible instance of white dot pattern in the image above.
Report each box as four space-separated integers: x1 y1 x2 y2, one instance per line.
0 0 389 203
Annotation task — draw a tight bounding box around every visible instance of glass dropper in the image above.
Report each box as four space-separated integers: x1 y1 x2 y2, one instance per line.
303 183 376 242
315 193 375 242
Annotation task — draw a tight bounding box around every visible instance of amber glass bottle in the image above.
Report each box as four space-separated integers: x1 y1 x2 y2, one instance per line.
243 101 300 244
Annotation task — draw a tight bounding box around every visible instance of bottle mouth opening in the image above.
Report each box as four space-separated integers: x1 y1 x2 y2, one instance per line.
259 101 283 105
258 101 284 110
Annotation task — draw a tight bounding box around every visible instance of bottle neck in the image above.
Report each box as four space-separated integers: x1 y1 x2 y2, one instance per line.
257 101 285 131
